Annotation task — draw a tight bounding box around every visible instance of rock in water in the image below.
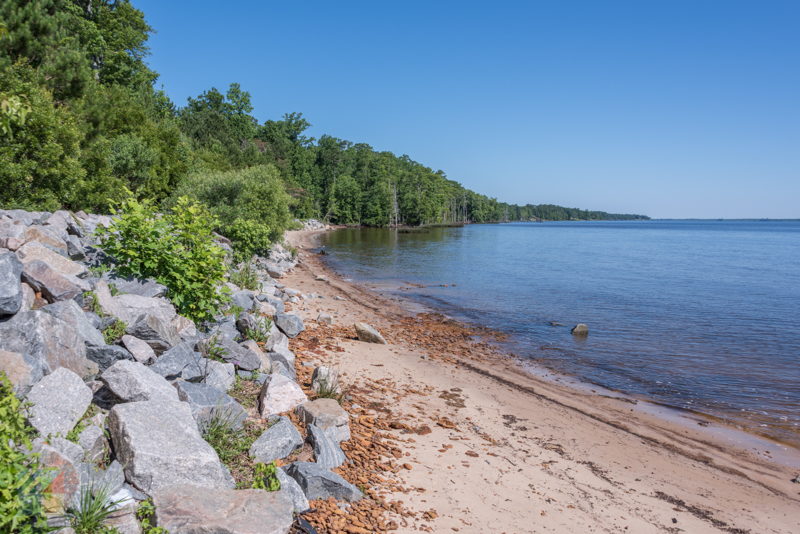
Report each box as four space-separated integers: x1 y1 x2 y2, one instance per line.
285 462 362 502
108 400 234 493
258 374 307 417
101 360 179 403
152 484 294 534
571 323 589 336
274 313 305 338
248 416 303 464
354 322 387 344
0 251 23 316
26 368 92 438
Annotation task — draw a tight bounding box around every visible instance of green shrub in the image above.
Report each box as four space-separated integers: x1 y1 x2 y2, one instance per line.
102 319 127 345
97 194 229 323
244 316 272 344
173 165 293 256
0 372 51 534
252 462 280 491
229 262 260 291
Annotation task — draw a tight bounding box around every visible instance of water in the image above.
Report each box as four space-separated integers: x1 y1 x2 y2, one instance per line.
321 221 800 445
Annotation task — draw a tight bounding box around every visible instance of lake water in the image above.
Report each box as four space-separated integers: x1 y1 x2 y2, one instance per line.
321 221 800 445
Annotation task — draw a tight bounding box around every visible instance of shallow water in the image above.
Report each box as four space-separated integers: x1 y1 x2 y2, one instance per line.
321 221 800 444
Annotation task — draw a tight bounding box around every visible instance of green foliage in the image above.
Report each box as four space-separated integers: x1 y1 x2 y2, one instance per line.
97 195 229 323
229 262 260 291
314 373 345 404
201 413 256 467
66 485 124 534
226 219 272 261
102 319 127 345
200 334 228 363
244 316 272 344
136 499 167 534
0 372 50 534
83 291 104 316
251 462 281 492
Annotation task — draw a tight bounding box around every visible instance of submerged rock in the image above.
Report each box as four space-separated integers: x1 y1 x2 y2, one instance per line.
571 323 589 336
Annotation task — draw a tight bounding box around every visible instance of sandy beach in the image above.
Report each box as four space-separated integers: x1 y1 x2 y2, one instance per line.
283 229 800 534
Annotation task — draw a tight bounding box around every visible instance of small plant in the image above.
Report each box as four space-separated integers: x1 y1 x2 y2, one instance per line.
315 373 346 403
201 412 247 466
66 485 124 534
200 334 228 363
226 304 244 318
66 405 101 445
83 291 104 316
136 499 167 534
251 462 281 491
89 264 110 277
0 372 51 534
102 320 127 345
245 316 272 344
229 262 260 291
107 283 120 297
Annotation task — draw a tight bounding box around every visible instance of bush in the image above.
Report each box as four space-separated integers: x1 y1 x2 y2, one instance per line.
229 262 260 291
102 319 127 344
0 372 50 534
97 194 229 323
173 165 294 256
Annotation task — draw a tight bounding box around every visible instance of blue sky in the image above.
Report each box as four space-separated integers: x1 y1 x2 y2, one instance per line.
137 1 799 219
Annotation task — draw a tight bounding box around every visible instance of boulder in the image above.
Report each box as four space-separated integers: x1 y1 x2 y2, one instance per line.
231 290 257 311
258 374 307 417
79 460 125 496
149 341 204 380
102 273 167 298
101 360 179 403
120 335 156 364
0 349 33 393
86 345 134 372
214 337 262 372
174 381 247 430
126 313 180 354
0 219 26 250
258 300 277 316
311 366 340 395
354 322 386 344
36 443 81 513
264 324 289 353
26 368 92 438
41 300 105 347
0 310 97 383
267 351 296 379
21 260 90 302
23 225 67 251
571 323 589 336
152 484 294 534
307 423 346 469
316 312 333 325
0 251 23 316
65 235 85 261
241 339 271 373
201 359 236 392
248 416 303 464
276 468 309 513
108 400 234 493
45 437 84 466
15 241 86 278
19 282 35 312
274 313 304 338
171 315 198 341
77 425 108 465
284 462 362 502
104 502 140 534
296 398 350 442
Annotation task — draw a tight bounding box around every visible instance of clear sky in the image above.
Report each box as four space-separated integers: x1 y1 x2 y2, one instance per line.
136 0 799 219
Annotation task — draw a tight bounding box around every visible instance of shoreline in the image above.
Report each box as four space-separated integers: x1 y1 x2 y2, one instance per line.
284 228 800 533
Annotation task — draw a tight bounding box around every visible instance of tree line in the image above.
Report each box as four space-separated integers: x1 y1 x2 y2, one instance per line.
0 0 648 239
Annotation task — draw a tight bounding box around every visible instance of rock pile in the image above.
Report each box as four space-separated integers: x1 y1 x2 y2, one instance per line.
0 208 361 533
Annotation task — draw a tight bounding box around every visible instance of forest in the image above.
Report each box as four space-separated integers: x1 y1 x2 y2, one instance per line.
0 0 648 242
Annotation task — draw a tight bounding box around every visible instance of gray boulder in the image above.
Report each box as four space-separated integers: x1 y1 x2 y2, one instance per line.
201 359 236 392
258 373 307 417
149 341 204 380
174 381 247 430
264 324 289 353
311 366 340 395
296 398 350 442
77 425 108 464
102 273 167 298
276 468 309 513
0 251 23 316
65 235 85 260
267 351 296 380
101 360 179 403
0 310 97 383
307 423 346 469
152 484 293 534
0 349 34 393
274 313 304 338
86 344 133 372
15 241 85 277
26 368 92 438
45 437 84 466
36 442 81 513
21 260 90 302
354 322 387 344
248 416 303 464
108 400 234 494
125 313 179 354
120 335 156 364
316 312 333 325
95 283 176 325
241 339 271 373
41 300 105 347
284 462 362 502
79 460 125 496
231 290 257 311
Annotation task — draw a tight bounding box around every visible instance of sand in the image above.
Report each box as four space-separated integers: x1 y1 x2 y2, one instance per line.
283 229 800 534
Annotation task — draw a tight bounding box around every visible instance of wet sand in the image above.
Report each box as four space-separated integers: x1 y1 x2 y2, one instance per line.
284 228 800 534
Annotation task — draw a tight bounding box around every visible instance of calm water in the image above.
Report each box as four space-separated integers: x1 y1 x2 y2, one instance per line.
322 221 800 444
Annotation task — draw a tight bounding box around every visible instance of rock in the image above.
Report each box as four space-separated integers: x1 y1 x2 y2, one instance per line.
21 260 90 302
41 300 105 347
354 322 386 344
258 374 307 417
96 282 177 326
78 425 108 464
86 344 134 372
276 468 309 513
270 360 295 380
152 484 294 534
307 423 346 469
0 310 97 383
102 273 167 298
264 324 289 352
248 416 303 464
274 313 304 338
201 359 236 392
231 290 257 311
149 341 204 380
171 315 198 341
264 295 285 314
258 300 277 316
316 312 333 325
214 337 262 372
101 360 179 403
108 400 234 493
19 282 35 312
104 502 140 534
65 235 85 260
0 349 33 393
311 366 340 396
296 399 350 443
23 225 67 251
15 241 86 278
36 443 81 513
235 312 258 335
241 339 272 373
126 313 180 354
0 251 23 316
174 381 247 431
207 318 240 342
571 323 589 336
46 437 84 466
120 335 156 364
79 460 125 496
285 462 362 502
26 368 92 438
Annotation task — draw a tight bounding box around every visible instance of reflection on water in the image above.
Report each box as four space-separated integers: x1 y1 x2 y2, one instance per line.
323 221 800 445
